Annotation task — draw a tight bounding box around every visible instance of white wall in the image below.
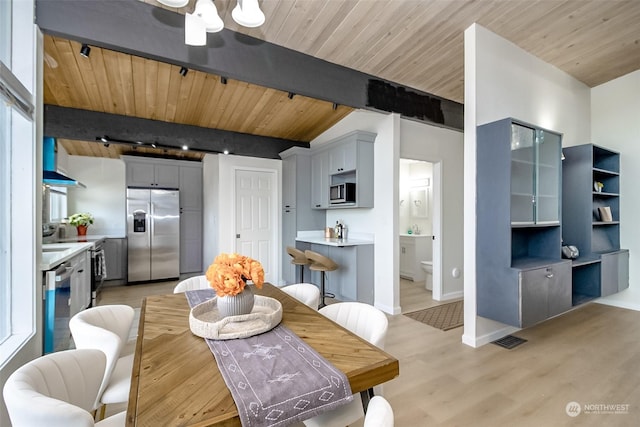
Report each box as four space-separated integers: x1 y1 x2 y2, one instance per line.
399 160 433 236
400 120 464 301
464 24 592 347
592 70 640 309
312 110 464 313
312 110 399 313
202 154 282 282
66 156 126 236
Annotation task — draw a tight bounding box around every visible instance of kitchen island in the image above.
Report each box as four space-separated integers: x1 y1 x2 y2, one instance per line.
296 231 374 304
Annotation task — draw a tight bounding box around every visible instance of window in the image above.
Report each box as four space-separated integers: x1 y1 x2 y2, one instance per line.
0 0 36 367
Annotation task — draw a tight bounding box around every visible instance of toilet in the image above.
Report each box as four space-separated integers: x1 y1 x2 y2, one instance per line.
420 261 433 291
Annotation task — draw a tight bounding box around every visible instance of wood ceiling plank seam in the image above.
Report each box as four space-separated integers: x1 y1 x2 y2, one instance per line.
362 1 473 79
332 0 424 67
353 1 442 71
145 57 160 120
207 76 241 129
182 70 210 126
154 61 172 120
531 3 640 69
304 108 353 142
172 64 197 123
313 0 393 60
189 72 218 127
54 39 93 111
294 0 359 55
275 96 329 140
216 80 257 132
43 37 73 107
254 91 283 134
164 64 184 122
202 74 228 128
116 53 136 117
71 42 104 112
275 0 327 48
487 1 603 63
252 0 297 43
85 44 117 113
100 49 128 116
131 55 148 118
236 88 283 135
230 82 270 134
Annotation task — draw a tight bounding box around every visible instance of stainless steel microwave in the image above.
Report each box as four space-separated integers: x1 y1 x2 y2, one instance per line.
330 182 356 204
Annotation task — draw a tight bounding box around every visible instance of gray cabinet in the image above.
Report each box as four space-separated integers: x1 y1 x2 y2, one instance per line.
562 144 628 303
329 140 357 174
126 159 179 188
70 250 91 317
311 151 329 210
179 164 203 274
477 118 568 328
601 250 629 297
280 148 325 284
399 236 431 281
311 130 376 209
298 242 374 304
520 262 571 328
122 156 203 274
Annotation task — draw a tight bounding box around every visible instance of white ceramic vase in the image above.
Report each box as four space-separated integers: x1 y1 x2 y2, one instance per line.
217 285 255 318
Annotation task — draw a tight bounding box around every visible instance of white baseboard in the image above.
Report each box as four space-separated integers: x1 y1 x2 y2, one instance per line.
462 325 520 348
595 298 640 311
376 302 401 315
436 290 464 301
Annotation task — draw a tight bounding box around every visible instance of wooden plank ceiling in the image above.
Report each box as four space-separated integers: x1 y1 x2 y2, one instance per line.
45 0 640 159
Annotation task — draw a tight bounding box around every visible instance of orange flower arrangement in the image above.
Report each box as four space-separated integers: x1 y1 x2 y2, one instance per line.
206 253 265 297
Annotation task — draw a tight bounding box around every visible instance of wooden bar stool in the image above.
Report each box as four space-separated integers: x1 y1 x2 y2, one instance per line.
286 246 311 283
304 250 338 308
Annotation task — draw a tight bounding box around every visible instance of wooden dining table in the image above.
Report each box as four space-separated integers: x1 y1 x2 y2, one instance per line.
126 283 399 426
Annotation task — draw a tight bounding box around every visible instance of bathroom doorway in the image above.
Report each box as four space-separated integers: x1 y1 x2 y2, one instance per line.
399 158 442 313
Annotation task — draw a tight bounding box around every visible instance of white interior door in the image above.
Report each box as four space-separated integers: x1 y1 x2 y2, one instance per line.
235 169 277 283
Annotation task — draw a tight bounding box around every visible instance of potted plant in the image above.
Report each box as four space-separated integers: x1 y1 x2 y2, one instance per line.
68 212 94 236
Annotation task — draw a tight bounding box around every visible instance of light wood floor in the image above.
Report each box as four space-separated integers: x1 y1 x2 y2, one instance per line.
101 282 640 426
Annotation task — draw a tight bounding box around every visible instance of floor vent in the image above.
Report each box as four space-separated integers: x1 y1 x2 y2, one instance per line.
492 335 527 349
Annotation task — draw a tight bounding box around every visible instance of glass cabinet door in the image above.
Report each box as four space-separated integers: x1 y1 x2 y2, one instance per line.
510 124 536 224
535 129 561 223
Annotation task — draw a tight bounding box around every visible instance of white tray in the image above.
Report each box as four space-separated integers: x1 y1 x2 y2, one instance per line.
189 295 282 340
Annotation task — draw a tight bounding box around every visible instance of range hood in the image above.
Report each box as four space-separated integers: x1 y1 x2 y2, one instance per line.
43 136 85 188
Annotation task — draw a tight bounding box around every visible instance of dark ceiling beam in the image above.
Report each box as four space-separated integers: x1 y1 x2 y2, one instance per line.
44 105 308 159
35 0 463 131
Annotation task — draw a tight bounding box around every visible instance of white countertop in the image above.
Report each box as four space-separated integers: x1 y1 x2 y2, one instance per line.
41 242 95 271
399 233 432 238
296 230 374 247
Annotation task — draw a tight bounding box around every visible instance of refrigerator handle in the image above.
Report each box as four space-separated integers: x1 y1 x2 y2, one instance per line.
148 201 153 247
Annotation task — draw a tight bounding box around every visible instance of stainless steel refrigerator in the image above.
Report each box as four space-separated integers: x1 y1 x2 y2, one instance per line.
127 188 180 283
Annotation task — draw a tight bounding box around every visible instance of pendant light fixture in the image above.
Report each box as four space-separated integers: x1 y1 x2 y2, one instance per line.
231 0 265 28
185 0 224 46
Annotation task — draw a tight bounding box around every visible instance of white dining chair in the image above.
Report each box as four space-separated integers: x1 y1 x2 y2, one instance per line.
3 348 126 427
280 283 320 310
363 396 395 427
173 275 210 293
303 302 389 427
69 304 135 419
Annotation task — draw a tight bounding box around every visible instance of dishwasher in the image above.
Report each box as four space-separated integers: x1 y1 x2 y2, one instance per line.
43 262 74 353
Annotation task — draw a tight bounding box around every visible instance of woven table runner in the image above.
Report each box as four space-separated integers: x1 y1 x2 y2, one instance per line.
185 289 354 427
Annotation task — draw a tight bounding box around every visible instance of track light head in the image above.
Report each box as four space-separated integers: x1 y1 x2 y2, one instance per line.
179 66 188 77
80 44 91 58
287 92 295 100
221 76 227 84
100 136 108 143
103 143 110 148
332 103 338 110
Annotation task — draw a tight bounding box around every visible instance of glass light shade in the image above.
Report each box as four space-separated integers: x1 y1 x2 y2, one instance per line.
232 0 265 28
157 0 189 7
195 0 224 33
